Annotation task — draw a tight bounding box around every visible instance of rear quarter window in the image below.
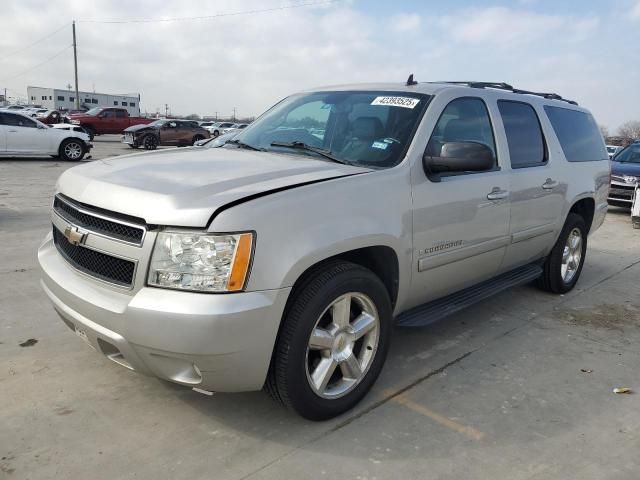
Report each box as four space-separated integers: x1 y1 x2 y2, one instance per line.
543 106 608 162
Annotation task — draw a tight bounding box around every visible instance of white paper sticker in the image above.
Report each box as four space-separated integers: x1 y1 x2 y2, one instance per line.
371 96 420 109
371 141 388 150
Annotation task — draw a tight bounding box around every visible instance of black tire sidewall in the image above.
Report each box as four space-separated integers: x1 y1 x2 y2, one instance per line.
60 139 85 162
277 264 392 420
143 135 158 150
548 213 587 293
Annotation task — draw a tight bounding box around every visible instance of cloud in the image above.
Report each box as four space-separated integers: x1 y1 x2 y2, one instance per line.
439 7 598 45
388 13 421 33
631 0 640 19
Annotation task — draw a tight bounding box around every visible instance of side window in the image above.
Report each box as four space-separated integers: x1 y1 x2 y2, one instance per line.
3 114 37 128
543 106 608 162
427 97 496 166
498 100 546 168
115 110 126 118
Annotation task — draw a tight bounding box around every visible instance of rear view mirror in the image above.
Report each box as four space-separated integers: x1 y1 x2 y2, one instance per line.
423 141 494 181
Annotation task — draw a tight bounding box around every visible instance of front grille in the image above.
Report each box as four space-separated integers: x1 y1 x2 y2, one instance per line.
53 227 135 288
609 184 635 201
53 196 145 245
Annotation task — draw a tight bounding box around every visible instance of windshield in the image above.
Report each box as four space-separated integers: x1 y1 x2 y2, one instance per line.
85 107 102 116
234 91 430 168
149 120 167 127
614 144 640 163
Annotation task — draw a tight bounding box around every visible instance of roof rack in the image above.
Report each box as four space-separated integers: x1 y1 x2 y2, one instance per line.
428 81 578 105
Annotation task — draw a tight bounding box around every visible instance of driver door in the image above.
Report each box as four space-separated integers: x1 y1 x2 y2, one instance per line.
4 113 51 154
408 95 511 307
160 121 180 145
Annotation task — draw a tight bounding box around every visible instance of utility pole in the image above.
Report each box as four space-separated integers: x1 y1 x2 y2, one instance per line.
232 107 236 121
165 104 169 117
72 21 79 110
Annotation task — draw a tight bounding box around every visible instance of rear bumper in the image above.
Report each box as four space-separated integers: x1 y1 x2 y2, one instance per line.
38 233 291 392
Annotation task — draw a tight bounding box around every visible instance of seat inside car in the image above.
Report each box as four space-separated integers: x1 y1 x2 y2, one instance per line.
340 116 384 161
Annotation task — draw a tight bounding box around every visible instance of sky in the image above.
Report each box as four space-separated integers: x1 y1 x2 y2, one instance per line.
0 0 638 131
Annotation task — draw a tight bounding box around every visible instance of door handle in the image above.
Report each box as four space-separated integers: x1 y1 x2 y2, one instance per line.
542 178 558 190
487 188 509 200
8 130 17 133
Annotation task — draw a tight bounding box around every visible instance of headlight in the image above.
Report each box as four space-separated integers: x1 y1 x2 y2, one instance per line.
148 231 254 292
70 120 81 125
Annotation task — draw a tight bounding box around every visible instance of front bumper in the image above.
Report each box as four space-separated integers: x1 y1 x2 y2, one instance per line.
38 232 291 392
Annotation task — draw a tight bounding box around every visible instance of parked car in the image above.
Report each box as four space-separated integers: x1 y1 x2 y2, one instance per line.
35 110 64 125
199 122 215 128
38 80 608 420
122 119 210 149
608 143 640 208
0 111 91 161
207 122 235 137
222 123 249 135
193 131 237 147
66 107 154 139
50 123 91 135
606 145 622 159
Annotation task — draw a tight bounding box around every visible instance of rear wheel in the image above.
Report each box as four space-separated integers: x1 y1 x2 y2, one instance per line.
212 130 220 138
59 139 85 162
142 135 158 150
537 213 587 294
266 261 392 420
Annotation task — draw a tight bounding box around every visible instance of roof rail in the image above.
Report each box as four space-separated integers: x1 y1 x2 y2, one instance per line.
428 81 578 105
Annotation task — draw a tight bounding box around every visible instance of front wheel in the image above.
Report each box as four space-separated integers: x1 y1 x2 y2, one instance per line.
537 213 587 294
142 135 158 150
266 261 392 420
212 130 220 138
59 139 86 161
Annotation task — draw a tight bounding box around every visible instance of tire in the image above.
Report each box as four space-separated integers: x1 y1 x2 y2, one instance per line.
129 144 139 149
536 213 587 294
83 126 95 141
266 261 392 420
142 134 158 150
192 135 205 145
59 138 86 162
212 130 220 138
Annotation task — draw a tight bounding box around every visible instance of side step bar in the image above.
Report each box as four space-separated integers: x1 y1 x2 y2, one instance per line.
395 264 543 327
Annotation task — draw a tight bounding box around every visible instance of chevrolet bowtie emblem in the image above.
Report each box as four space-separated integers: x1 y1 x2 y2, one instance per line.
63 225 87 246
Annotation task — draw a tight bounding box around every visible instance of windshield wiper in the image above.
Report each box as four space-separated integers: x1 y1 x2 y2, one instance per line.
226 139 265 151
270 141 352 165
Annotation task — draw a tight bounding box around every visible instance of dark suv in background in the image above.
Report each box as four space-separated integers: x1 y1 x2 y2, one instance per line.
608 143 640 208
123 119 210 150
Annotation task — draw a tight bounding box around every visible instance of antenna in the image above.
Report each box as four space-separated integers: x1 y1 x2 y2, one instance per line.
406 74 418 86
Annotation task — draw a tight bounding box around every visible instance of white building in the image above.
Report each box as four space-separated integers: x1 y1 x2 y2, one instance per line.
26 86 141 115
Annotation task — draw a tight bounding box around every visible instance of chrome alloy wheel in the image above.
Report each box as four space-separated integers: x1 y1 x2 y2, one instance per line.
64 141 83 160
561 227 583 283
305 292 380 399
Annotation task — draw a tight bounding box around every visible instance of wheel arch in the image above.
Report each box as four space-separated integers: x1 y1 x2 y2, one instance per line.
285 245 400 311
568 197 595 233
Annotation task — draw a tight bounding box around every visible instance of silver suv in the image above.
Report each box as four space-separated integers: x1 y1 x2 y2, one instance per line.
38 80 609 420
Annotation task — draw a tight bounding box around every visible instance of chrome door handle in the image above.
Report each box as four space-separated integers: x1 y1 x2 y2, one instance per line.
487 188 509 200
542 178 558 190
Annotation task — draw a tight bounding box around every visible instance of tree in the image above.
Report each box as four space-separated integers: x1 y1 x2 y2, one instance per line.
185 113 201 121
599 124 609 138
618 120 640 139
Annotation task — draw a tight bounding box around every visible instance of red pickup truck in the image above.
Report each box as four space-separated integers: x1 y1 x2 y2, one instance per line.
67 107 153 139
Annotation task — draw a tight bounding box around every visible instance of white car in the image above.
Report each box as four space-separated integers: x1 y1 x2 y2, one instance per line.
606 145 622 159
0 111 92 161
222 123 249 135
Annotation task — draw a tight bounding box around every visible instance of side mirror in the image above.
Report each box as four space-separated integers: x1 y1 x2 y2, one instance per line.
423 141 495 181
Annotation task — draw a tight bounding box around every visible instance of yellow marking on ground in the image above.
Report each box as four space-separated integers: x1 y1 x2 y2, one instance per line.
384 389 485 441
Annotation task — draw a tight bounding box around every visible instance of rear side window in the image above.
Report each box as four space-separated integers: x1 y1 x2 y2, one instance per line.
498 100 546 168
544 106 608 162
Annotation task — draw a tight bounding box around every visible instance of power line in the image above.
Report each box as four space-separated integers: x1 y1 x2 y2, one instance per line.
0 45 72 83
0 23 70 62
78 0 340 24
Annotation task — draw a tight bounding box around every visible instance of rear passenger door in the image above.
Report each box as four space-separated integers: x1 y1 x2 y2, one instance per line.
409 95 511 306
497 100 566 270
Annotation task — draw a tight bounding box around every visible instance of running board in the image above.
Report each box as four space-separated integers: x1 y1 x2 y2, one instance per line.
395 264 543 327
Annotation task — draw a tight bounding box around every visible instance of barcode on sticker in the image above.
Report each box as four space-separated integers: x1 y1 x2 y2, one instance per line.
371 96 420 109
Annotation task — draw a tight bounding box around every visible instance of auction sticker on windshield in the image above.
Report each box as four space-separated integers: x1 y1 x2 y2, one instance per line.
371 96 420 109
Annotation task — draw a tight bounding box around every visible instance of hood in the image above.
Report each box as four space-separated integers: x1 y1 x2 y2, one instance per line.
56 147 371 226
611 160 640 177
124 124 154 133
